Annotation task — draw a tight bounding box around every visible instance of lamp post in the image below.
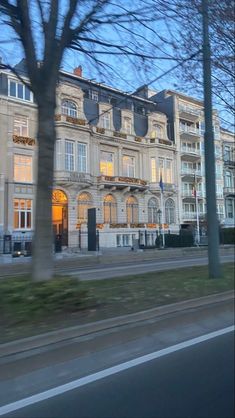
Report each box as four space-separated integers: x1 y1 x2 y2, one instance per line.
157 209 162 248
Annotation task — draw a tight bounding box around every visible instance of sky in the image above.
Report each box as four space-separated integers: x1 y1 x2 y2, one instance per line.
0 0 233 130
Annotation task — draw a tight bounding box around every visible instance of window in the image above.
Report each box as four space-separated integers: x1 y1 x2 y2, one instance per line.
165 198 175 224
89 90 99 101
183 203 196 213
123 155 135 177
55 140 63 170
123 117 132 134
65 140 74 171
77 143 87 173
13 117 28 136
103 194 117 223
14 155 32 183
100 112 111 129
9 80 32 101
148 198 159 223
226 199 234 219
62 100 77 118
151 157 157 182
14 199 32 229
224 146 231 161
165 159 172 183
151 122 163 139
126 196 138 224
100 151 114 176
77 192 93 223
225 171 232 188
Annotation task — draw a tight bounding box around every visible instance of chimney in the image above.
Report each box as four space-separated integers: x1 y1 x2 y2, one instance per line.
73 65 82 77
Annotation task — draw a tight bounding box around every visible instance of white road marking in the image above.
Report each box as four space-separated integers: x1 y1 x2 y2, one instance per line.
0 325 234 416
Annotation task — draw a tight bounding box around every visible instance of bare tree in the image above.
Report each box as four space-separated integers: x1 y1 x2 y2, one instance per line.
0 0 168 281
154 0 235 128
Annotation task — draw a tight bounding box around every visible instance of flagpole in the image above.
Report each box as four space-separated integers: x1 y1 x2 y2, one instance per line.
195 173 200 245
161 190 165 248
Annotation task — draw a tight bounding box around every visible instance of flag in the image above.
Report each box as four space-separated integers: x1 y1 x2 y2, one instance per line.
192 173 197 197
159 173 164 193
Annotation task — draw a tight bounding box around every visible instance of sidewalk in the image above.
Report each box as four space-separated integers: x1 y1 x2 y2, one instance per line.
1 290 233 360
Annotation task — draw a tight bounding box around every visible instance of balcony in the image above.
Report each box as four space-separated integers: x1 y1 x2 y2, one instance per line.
13 135 36 146
181 169 202 178
54 171 93 187
98 175 148 191
178 104 201 122
150 182 175 193
180 125 201 140
182 212 205 221
181 190 204 199
181 148 201 161
224 159 235 167
224 186 235 196
55 114 87 126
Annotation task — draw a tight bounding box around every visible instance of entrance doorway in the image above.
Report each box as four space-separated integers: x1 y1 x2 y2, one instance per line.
52 189 68 246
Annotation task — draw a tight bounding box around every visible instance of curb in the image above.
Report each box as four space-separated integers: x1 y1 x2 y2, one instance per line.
0 290 234 359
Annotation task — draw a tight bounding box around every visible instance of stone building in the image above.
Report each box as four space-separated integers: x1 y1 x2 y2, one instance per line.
0 63 234 251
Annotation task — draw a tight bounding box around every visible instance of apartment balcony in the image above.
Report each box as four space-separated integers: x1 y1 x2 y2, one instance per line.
178 104 201 122
181 191 204 199
149 182 176 193
224 159 235 167
182 212 205 221
181 148 201 162
224 186 235 196
55 114 87 127
97 175 148 191
179 125 201 141
181 169 202 179
54 171 93 187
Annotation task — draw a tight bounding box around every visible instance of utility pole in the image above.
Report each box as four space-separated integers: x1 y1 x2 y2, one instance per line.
202 0 221 278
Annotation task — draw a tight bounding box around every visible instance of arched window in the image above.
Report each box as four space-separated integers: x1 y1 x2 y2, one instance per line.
62 100 78 118
148 197 159 223
103 194 117 223
77 192 93 223
126 196 138 224
165 198 175 225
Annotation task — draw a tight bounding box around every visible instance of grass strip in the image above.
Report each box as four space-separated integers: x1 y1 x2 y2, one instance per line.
0 263 234 343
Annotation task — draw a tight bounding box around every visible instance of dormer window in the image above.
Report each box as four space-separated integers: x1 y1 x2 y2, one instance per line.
100 112 111 129
123 117 132 134
151 122 163 139
61 100 77 118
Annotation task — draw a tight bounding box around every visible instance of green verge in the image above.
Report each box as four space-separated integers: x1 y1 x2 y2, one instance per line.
0 263 234 343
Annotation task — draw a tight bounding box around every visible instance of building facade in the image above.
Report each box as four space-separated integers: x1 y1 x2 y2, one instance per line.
0 63 234 250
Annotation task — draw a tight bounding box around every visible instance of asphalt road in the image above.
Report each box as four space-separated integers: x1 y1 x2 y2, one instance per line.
2 330 234 418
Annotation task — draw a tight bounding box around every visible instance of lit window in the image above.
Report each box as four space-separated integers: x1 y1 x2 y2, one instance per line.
126 196 138 224
14 155 32 183
151 122 163 139
13 117 28 136
100 112 111 129
151 157 157 182
123 155 135 177
9 80 32 101
123 117 132 134
78 143 87 173
14 199 32 229
100 151 114 176
77 192 93 223
165 159 172 183
65 140 74 171
103 194 117 223
62 100 77 118
148 198 159 223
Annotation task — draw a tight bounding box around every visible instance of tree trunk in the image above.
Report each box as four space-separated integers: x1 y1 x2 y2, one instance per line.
32 103 56 281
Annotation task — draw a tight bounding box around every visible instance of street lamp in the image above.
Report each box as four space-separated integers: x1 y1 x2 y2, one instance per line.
157 209 162 247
